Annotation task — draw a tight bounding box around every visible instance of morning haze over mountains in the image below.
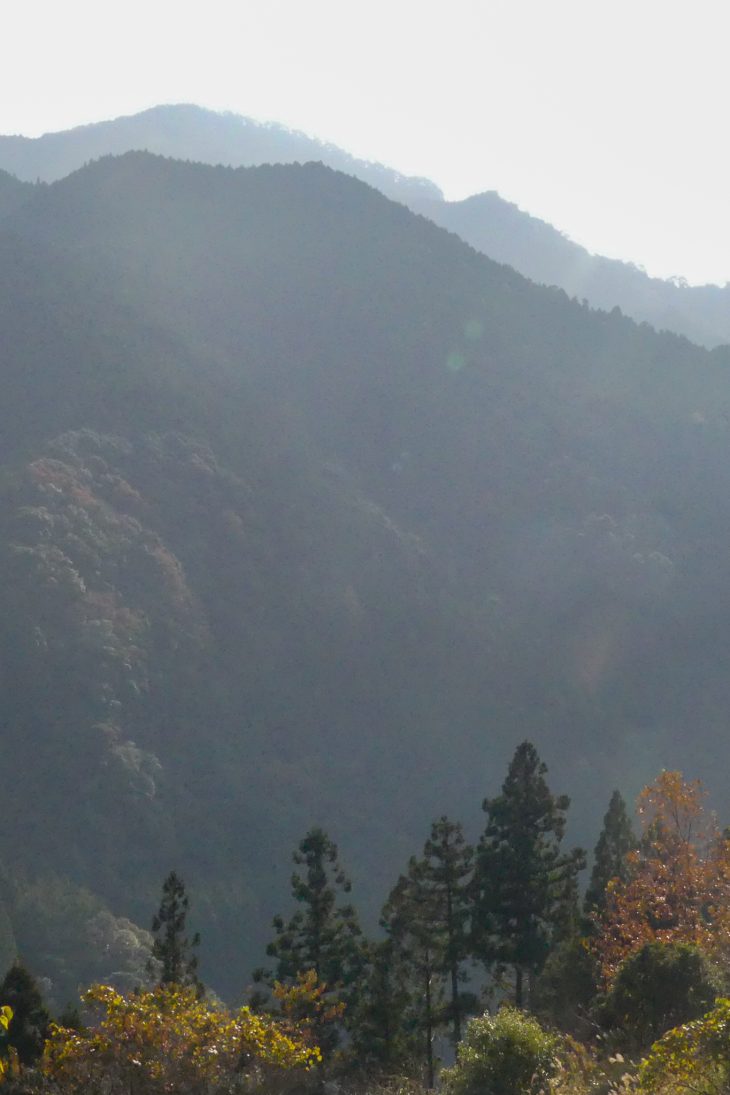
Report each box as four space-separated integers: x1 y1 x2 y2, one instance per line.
2 104 729 348
1 103 730 1000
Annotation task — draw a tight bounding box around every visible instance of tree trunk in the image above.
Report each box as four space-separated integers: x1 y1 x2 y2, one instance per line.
446 882 461 1043
514 965 523 1009
425 966 434 1088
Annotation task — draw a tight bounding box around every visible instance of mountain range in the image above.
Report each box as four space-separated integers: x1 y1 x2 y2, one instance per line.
1 104 728 348
1 127 730 1002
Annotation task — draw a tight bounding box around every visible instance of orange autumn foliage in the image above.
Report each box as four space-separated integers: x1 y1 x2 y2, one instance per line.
593 771 730 984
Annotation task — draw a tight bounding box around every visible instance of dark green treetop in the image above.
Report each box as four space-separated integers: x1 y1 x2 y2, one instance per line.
474 741 586 1008
584 790 636 919
260 827 364 1053
148 871 202 993
265 827 363 986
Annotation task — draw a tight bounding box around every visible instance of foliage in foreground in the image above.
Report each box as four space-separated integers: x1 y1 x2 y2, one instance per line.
42 983 319 1095
441 1007 561 1095
640 996 730 1094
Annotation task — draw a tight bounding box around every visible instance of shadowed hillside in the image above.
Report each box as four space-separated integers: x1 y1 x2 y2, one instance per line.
2 152 730 997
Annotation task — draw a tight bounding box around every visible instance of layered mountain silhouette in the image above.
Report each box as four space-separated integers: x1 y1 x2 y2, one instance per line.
2 151 730 997
1 104 728 347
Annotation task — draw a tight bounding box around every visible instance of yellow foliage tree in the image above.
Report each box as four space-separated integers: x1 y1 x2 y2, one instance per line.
273 969 345 1032
640 996 730 1093
43 984 320 1094
593 771 730 984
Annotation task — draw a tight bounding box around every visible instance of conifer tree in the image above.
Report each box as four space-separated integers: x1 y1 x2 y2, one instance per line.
383 857 443 1087
422 816 475 1044
260 827 364 1053
0 962 50 1066
473 741 585 1008
148 871 202 993
348 937 414 1075
584 790 635 920
364 820 475 1076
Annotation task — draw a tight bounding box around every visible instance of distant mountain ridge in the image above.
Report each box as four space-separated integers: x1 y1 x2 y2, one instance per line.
0 104 440 206
1 104 728 348
421 192 730 350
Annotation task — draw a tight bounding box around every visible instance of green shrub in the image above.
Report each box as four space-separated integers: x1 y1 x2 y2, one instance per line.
441 1007 561 1095
602 942 723 1050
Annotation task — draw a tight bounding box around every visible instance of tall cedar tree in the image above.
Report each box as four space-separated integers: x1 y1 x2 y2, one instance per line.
533 793 629 1031
0 963 50 1066
584 790 635 920
422 816 475 1044
261 828 364 1054
383 858 443 1088
148 872 202 993
474 741 585 1008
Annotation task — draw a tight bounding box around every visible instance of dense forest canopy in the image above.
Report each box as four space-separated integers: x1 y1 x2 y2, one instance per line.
1 151 730 999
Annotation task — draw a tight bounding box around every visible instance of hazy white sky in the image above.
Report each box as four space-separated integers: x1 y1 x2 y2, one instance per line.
2 0 729 284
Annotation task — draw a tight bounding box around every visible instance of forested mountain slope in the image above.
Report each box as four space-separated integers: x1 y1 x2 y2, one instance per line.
1 104 728 347
1 152 730 999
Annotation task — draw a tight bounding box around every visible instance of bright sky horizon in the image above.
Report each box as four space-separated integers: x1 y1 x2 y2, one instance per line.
3 0 730 285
